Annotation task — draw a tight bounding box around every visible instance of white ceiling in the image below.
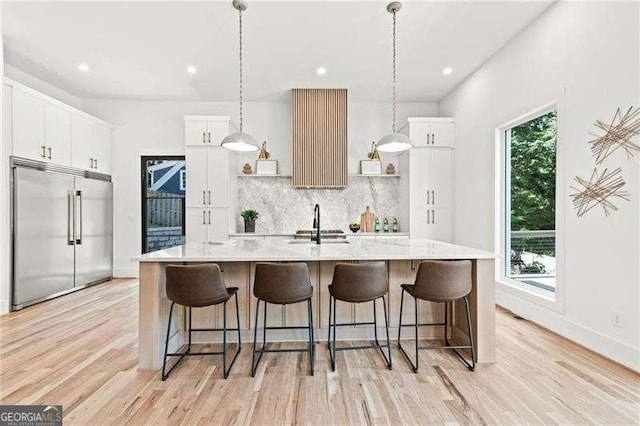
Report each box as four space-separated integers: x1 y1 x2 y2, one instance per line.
2 1 552 102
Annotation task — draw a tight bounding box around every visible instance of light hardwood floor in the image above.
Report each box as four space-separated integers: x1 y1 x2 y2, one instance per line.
0 279 638 425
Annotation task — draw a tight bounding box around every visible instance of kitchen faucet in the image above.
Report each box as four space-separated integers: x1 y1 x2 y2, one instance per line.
312 204 321 245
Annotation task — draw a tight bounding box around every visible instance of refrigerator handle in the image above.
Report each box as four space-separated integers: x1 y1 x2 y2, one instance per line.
76 190 83 245
67 190 75 245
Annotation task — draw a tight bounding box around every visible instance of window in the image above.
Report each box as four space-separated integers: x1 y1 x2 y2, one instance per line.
180 170 186 191
504 110 557 295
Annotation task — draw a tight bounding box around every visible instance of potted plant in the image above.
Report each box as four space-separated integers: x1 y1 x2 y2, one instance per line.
240 209 259 233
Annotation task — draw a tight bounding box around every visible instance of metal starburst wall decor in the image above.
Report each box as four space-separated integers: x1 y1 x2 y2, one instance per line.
570 167 630 217
588 106 640 164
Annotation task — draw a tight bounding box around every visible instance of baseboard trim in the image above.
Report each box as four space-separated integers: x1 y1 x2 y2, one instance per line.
114 268 138 278
497 289 640 373
0 298 9 315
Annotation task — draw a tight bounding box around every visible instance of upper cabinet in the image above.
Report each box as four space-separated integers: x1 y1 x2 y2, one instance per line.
408 117 455 147
71 114 112 174
5 79 113 174
185 116 234 146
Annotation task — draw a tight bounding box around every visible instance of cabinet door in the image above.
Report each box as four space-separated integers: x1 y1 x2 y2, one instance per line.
428 208 451 242
185 146 208 207
207 208 229 241
207 120 230 146
92 123 112 174
207 148 230 207
430 122 454 147
428 148 452 208
45 103 72 166
185 207 209 243
12 88 46 161
71 114 95 171
408 121 431 147
185 121 209 146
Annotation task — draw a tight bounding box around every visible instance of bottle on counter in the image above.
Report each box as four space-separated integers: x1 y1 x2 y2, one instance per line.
383 218 389 233
392 217 399 233
374 218 380 233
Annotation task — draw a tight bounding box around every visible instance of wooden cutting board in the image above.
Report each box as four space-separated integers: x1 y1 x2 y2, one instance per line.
360 206 376 233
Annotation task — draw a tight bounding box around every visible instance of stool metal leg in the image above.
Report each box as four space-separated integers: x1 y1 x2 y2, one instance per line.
397 289 419 373
222 292 242 379
382 295 392 370
161 301 175 381
329 296 337 371
187 307 192 354
251 299 261 377
307 298 315 376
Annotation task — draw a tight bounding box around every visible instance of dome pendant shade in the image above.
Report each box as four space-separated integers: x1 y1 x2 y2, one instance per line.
221 131 259 152
376 132 413 153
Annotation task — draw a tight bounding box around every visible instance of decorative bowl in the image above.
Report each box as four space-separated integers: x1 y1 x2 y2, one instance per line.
349 223 361 233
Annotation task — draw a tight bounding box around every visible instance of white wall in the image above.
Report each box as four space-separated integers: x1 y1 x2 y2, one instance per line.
0 7 8 313
81 99 437 277
439 1 640 370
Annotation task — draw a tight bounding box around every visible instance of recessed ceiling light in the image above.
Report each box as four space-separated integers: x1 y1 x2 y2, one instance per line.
187 65 197 74
443 67 453 75
77 63 89 72
316 67 327 76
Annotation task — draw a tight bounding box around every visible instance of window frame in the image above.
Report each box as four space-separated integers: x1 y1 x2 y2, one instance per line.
179 169 186 191
494 99 566 313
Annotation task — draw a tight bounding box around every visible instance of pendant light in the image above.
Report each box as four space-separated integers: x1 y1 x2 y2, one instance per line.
376 1 413 153
221 0 260 152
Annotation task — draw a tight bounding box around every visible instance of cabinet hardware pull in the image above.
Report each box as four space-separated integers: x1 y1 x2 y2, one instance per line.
47 147 52 159
41 145 46 158
431 133 435 145
89 158 93 168
202 131 206 144
432 190 435 204
202 210 206 225
95 158 98 169
427 189 430 204
208 190 211 205
208 132 212 144
202 190 206 205
427 210 430 224
208 210 211 225
432 209 435 223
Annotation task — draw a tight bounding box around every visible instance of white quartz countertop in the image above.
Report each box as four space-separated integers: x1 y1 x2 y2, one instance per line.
134 238 495 263
229 232 410 237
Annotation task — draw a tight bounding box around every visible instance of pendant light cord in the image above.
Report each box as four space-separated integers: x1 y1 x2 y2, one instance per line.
392 10 397 134
239 8 244 132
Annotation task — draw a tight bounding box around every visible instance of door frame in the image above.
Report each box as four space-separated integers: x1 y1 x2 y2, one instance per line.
140 155 186 254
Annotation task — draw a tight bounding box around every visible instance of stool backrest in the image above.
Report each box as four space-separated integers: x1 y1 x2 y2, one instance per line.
331 262 388 302
413 260 472 301
254 262 312 304
165 264 227 307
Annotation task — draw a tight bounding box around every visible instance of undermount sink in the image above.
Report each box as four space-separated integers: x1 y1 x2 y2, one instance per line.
287 239 350 245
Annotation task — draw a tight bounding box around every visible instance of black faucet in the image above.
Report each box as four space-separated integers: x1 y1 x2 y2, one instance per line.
312 204 321 245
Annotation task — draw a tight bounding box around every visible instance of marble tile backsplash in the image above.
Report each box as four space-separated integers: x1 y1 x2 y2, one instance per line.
236 176 400 234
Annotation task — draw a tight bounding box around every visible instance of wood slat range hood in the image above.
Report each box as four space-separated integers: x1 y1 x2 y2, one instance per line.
292 89 348 188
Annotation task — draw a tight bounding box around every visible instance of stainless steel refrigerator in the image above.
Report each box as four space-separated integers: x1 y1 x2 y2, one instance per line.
11 157 113 310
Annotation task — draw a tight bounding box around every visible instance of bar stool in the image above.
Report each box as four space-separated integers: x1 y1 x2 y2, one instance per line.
251 263 315 377
161 264 241 381
328 262 392 371
398 260 476 372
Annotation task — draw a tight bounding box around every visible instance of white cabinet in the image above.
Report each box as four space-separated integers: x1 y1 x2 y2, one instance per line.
7 79 112 173
185 116 234 146
399 124 454 242
184 116 234 242
185 146 230 208
45 104 72 165
408 117 454 147
11 87 46 161
71 113 112 174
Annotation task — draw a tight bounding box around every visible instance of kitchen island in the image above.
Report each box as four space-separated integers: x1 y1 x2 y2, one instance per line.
134 238 495 370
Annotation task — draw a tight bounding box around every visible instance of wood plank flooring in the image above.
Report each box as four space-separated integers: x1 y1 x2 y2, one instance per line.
0 279 638 425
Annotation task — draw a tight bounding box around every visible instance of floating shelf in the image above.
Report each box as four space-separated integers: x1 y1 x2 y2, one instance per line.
349 174 400 178
238 174 400 178
238 174 292 178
